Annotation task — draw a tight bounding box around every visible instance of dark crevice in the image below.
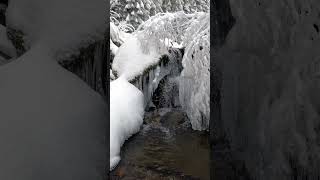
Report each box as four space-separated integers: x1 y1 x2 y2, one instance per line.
313 23 319 33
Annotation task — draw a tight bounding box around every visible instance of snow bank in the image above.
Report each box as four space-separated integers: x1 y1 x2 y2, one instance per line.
0 0 108 178
6 0 106 56
112 35 161 80
0 24 16 58
110 77 144 170
0 46 108 179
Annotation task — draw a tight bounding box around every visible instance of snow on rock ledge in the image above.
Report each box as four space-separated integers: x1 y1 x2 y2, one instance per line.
112 35 161 81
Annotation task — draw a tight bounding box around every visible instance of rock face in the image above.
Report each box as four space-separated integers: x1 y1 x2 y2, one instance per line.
212 0 320 179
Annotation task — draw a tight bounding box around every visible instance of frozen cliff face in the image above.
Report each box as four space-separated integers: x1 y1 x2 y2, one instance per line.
179 14 210 131
216 0 320 179
131 49 183 109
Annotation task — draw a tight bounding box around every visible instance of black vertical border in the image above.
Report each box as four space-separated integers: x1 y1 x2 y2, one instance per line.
105 0 110 178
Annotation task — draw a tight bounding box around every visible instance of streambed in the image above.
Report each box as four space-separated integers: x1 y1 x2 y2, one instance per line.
110 108 210 180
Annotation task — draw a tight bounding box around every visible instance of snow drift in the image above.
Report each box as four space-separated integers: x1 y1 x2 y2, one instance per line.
110 77 144 170
0 0 108 179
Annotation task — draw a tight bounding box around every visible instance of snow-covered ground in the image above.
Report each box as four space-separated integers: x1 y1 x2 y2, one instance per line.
0 46 108 179
0 0 108 179
110 77 144 170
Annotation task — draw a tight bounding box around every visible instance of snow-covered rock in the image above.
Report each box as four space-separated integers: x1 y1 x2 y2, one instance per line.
215 0 320 178
110 77 144 170
112 35 161 81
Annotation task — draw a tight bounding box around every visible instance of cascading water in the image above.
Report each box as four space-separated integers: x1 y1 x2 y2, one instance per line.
131 48 184 109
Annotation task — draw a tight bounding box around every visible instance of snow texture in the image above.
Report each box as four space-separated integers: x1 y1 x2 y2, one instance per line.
0 0 108 179
216 0 320 178
136 11 210 130
110 77 144 170
6 0 106 58
179 13 210 131
112 35 161 81
0 46 107 179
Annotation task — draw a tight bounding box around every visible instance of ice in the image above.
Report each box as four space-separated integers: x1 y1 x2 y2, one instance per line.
179 13 210 131
110 76 144 170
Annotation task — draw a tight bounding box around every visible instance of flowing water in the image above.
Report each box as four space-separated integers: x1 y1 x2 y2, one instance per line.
110 108 210 180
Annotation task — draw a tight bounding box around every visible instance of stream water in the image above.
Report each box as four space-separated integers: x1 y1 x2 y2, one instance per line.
110 108 210 180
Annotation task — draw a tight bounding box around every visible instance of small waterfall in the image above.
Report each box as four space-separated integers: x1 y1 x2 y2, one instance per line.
130 48 184 109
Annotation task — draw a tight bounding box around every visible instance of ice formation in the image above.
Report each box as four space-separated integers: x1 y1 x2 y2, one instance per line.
135 12 210 130
179 13 210 131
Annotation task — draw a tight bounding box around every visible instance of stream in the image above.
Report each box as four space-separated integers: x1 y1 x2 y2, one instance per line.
110 108 210 180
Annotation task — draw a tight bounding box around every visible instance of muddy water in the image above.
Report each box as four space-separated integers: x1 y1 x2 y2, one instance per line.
110 108 210 180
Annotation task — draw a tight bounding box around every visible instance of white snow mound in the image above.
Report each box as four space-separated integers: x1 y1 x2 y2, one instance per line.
6 0 106 54
110 77 144 170
112 36 160 81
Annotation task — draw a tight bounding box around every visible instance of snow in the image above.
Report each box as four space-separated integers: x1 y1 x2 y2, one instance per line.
162 38 183 49
0 0 108 178
112 35 161 80
0 24 16 58
0 46 108 179
216 0 320 178
179 13 210 131
110 77 144 170
6 0 106 56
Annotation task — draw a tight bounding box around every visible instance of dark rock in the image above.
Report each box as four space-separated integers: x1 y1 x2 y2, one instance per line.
212 0 320 179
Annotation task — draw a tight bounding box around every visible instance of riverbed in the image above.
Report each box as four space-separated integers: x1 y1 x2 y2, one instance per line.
110 108 210 179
